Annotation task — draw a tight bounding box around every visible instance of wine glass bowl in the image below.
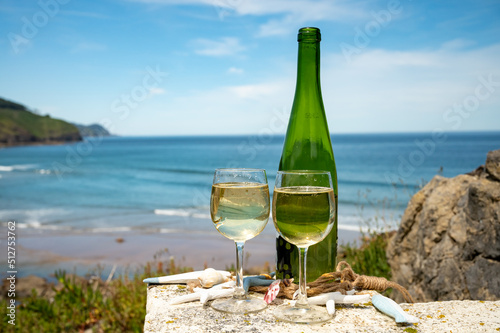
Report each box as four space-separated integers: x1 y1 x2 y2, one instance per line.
272 170 336 323
211 183 269 242
273 173 335 248
209 168 270 314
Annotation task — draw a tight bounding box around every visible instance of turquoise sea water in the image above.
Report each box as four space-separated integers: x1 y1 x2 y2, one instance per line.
0 132 499 237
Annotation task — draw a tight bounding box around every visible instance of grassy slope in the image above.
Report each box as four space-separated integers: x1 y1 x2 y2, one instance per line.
0 98 81 144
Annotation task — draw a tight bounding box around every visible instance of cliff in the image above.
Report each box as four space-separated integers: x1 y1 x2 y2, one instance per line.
0 97 82 147
387 149 500 302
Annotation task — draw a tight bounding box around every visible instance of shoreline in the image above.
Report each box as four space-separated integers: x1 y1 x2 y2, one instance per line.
1 227 364 281
0 135 114 149
0 139 82 149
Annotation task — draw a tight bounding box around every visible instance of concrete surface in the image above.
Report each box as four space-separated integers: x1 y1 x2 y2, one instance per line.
144 284 500 333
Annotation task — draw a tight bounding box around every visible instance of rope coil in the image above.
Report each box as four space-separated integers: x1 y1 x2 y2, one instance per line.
250 261 414 303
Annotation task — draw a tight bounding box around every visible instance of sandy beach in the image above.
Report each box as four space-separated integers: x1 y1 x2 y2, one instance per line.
5 227 363 280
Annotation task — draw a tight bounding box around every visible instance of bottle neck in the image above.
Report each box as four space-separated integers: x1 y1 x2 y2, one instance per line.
295 40 321 99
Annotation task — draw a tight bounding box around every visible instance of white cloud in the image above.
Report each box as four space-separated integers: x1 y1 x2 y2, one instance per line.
321 43 500 132
116 78 294 135
148 87 166 96
127 0 368 36
114 37 500 135
192 37 245 56
191 43 499 134
129 0 365 17
441 38 476 51
246 1 367 37
227 67 244 74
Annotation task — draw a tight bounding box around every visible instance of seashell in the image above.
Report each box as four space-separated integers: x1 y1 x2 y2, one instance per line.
187 279 201 292
198 268 230 288
201 280 235 290
263 280 281 304
372 294 419 324
143 268 231 285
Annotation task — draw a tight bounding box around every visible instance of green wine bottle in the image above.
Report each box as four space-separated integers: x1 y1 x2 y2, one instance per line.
276 27 338 282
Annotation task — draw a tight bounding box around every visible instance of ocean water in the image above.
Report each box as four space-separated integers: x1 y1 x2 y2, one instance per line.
0 132 499 237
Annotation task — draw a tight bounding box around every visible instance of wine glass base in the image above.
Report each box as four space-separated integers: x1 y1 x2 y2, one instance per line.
211 296 267 314
273 304 333 324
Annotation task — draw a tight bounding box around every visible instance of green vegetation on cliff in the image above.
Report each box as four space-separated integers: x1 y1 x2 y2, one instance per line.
0 97 82 147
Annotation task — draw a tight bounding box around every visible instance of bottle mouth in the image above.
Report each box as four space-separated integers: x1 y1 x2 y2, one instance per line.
298 27 321 42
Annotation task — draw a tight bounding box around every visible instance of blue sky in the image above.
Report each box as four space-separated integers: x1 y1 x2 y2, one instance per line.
1 0 499 135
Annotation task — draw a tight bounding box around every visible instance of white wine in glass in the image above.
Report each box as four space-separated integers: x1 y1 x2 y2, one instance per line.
210 168 270 314
211 182 269 242
272 170 336 324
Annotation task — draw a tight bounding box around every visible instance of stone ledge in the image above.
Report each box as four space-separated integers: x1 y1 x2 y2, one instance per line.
144 284 500 333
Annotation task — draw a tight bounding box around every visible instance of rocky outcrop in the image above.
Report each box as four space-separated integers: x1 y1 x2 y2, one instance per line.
387 149 500 302
486 150 500 181
74 123 111 137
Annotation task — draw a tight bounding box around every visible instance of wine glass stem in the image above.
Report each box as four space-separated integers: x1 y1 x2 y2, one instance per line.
234 241 246 299
296 246 309 307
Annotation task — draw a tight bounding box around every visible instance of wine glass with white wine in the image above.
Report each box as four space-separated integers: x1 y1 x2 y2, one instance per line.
272 170 336 323
210 168 270 313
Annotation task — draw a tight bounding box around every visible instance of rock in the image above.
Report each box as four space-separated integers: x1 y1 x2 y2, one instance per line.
486 149 500 181
387 149 500 302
